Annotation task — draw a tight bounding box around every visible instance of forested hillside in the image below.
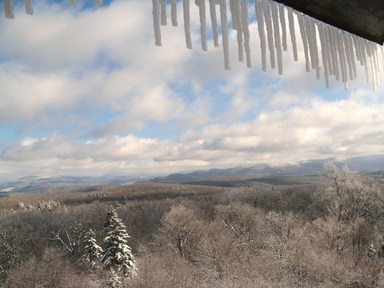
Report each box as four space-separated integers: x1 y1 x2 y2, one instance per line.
1 165 384 287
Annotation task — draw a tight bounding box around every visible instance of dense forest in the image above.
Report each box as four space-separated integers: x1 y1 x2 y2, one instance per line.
1 164 384 287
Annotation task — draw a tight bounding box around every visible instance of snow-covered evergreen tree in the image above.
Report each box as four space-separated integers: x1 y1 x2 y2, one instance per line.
81 228 103 267
101 208 137 277
103 269 122 288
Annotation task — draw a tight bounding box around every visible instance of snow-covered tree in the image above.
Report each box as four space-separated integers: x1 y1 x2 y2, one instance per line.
81 229 102 267
325 163 384 224
156 204 202 259
103 269 122 288
101 209 137 277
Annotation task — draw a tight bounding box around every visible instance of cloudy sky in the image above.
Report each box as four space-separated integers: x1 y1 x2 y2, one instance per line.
0 0 383 183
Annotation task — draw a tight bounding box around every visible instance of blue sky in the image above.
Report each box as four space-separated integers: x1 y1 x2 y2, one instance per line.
0 0 383 183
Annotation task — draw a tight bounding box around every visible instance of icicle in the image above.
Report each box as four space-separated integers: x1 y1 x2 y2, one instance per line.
262 0 275 69
344 34 354 80
377 46 384 76
304 17 319 79
362 39 370 84
367 43 378 89
95 0 103 7
324 26 334 76
160 0 167 26
331 27 341 80
196 0 208 51
219 0 230 69
356 35 364 65
342 33 350 80
209 0 219 47
171 0 178 26
25 0 33 15
149 0 381 90
321 23 333 85
336 31 346 85
359 37 369 84
381 46 384 77
229 0 237 30
372 44 379 88
318 23 330 88
303 16 319 78
271 1 283 75
198 3 207 50
4 0 14 19
322 23 333 77
371 44 378 89
310 18 320 79
329 27 340 81
352 35 362 65
340 33 350 86
152 0 162 46
373 45 380 87
231 0 244 62
236 2 243 62
183 0 192 49
297 12 310 72
380 46 384 85
278 3 287 51
375 45 381 77
241 0 252 67
255 0 267 71
336 31 348 88
304 17 315 72
349 35 357 79
375 45 381 76
347 35 357 79
287 7 298 61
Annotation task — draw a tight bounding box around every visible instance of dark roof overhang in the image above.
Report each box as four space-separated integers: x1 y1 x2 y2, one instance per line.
275 0 384 44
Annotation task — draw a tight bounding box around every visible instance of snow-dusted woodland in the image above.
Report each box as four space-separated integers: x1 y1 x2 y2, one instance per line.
1 166 384 287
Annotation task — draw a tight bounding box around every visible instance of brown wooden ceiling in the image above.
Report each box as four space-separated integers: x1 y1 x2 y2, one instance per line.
275 0 384 44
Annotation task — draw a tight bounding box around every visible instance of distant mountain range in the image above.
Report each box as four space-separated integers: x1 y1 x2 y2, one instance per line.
150 155 384 185
1 155 382 193
0 175 150 193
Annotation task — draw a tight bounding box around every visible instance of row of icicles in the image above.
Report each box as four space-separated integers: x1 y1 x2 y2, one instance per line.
152 0 384 90
2 0 383 89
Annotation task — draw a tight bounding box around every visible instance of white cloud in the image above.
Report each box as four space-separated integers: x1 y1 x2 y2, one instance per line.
20 137 40 146
179 95 384 162
0 1 195 131
0 64 80 122
0 1 383 182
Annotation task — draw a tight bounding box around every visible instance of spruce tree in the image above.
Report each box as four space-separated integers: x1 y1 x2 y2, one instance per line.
101 208 137 277
81 228 103 267
103 269 122 288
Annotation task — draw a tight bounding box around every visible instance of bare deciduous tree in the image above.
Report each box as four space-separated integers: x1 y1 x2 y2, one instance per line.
325 163 384 225
155 204 202 260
